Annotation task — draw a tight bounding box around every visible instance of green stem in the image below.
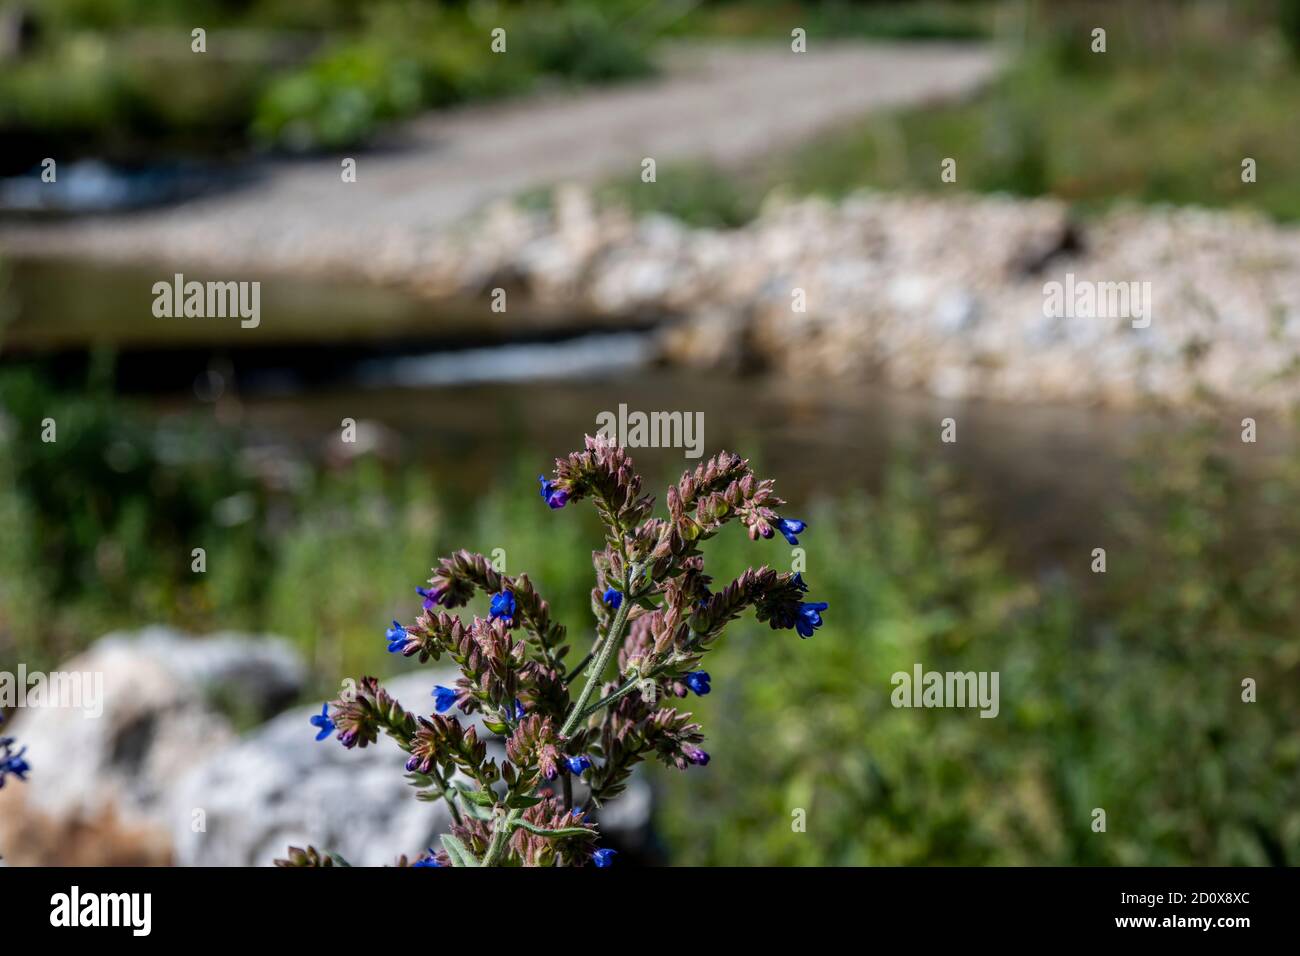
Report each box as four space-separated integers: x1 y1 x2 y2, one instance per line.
482 563 645 867
576 669 652 723
433 768 463 827
561 563 640 738
481 807 520 867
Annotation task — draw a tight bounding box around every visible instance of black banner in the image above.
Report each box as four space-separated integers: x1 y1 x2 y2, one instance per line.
0 866 1285 941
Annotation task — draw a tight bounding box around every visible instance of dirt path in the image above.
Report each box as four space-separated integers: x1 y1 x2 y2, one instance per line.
1 42 1000 279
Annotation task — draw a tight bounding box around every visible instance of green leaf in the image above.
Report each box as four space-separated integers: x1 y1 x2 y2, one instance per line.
464 787 498 808
511 819 597 839
327 852 353 867
504 792 544 810
441 834 480 868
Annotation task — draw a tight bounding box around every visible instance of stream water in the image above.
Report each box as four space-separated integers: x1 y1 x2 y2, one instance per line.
0 255 1242 577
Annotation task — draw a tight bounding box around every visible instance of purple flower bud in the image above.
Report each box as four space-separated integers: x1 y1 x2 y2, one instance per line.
688 749 710 766
538 475 569 509
416 585 445 611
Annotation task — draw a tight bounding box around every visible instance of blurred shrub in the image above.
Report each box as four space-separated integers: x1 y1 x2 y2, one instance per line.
2 0 656 159
655 434 1300 865
253 3 654 152
0 366 268 665
598 161 762 229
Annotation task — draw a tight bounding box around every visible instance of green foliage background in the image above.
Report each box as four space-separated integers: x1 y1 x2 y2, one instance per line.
2 371 1296 866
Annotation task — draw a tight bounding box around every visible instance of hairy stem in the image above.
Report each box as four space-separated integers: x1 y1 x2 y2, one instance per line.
561 563 640 739
481 808 518 867
482 563 644 867
576 669 653 723
432 768 463 827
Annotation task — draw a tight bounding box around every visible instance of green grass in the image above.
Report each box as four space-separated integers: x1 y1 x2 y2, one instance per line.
675 2 995 42
592 5 1300 226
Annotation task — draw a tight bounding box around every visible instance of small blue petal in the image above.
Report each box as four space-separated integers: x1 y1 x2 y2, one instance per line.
566 755 592 775
309 703 335 742
489 591 517 624
386 620 408 653
432 685 458 713
775 517 807 546
685 671 711 696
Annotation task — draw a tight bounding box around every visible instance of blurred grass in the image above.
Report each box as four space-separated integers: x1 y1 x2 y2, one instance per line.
2 368 1299 864
674 0 995 41
592 1 1300 225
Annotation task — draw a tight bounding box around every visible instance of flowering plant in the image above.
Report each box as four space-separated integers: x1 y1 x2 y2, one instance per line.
0 713 28 789
279 435 826 867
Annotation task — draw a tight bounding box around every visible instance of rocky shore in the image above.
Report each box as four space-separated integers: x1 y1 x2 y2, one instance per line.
415 187 1300 410
0 630 654 866
9 184 1300 409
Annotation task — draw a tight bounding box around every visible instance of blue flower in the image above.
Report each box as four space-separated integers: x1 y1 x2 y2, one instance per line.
0 734 29 787
795 601 828 638
513 698 526 720
775 517 806 546
385 620 408 653
489 590 517 624
602 587 622 610
309 703 335 742
566 755 592 775
413 848 442 867
416 586 445 611
432 685 458 713
684 671 711 696
688 748 711 766
591 848 617 868
538 475 569 510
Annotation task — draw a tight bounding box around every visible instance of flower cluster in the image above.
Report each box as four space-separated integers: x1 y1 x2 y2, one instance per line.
0 714 29 789
291 434 825 867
